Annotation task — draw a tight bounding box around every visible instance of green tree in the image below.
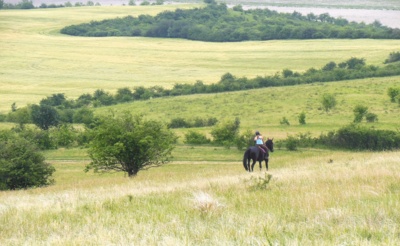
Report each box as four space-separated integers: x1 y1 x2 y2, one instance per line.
86 112 177 177
321 93 337 112
31 104 60 130
0 133 55 190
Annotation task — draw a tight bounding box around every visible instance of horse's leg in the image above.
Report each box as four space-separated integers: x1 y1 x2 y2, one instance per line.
251 159 256 172
265 158 269 171
259 160 262 171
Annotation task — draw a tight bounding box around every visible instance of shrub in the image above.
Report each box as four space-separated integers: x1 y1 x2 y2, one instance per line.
0 134 55 190
211 117 240 146
298 111 306 125
353 105 368 123
246 173 273 191
384 52 400 64
321 93 337 112
168 117 190 128
387 87 400 103
280 117 290 125
235 129 253 150
49 124 77 148
318 124 400 150
365 112 378 123
285 135 298 151
184 130 210 145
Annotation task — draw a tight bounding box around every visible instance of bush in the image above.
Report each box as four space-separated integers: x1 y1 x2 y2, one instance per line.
353 105 368 123
235 129 253 150
0 133 55 190
318 124 400 151
285 135 298 151
384 52 400 64
12 126 56 150
298 112 306 125
211 117 240 146
49 124 77 148
168 117 190 128
280 117 290 125
365 112 378 122
184 130 210 145
387 87 400 103
321 93 337 112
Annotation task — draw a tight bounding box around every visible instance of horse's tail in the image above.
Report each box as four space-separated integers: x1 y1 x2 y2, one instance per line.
243 148 250 171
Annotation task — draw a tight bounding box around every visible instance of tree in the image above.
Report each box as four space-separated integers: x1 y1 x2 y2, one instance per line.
0 132 55 190
321 93 337 112
86 112 177 177
31 104 60 130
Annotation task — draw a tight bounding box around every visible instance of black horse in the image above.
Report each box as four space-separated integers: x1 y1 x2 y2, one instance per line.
243 138 274 172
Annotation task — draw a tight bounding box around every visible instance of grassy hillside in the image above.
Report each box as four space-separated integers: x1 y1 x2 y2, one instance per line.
1 6 400 113
94 76 400 140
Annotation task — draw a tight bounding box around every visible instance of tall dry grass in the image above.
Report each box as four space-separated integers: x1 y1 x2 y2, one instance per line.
1 150 399 245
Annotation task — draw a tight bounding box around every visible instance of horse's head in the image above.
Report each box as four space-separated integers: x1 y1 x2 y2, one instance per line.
265 138 274 152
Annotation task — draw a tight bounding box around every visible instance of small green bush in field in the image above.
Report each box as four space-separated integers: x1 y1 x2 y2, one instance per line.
365 112 378 122
0 132 55 190
298 111 306 125
246 173 273 191
280 117 290 125
184 130 210 145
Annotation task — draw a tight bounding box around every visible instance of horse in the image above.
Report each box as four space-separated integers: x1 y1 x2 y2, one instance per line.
242 138 274 172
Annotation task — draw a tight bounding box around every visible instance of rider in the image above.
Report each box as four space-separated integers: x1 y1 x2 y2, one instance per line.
254 131 269 154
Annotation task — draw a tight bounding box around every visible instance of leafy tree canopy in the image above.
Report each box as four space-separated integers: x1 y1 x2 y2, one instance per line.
86 112 177 177
61 3 400 41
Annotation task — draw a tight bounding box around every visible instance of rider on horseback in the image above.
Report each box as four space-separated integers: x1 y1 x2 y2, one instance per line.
254 131 269 156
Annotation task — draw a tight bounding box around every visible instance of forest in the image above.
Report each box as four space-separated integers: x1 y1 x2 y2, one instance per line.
60 3 400 41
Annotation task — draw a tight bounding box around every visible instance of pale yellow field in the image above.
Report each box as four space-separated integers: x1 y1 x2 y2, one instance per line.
1 6 400 113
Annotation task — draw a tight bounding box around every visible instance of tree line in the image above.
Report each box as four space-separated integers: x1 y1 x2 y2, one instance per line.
61 2 400 41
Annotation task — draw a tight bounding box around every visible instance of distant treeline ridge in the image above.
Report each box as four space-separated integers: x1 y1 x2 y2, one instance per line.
61 3 400 41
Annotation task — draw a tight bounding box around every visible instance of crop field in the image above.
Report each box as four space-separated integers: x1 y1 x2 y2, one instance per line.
1 3 400 245
1 5 400 113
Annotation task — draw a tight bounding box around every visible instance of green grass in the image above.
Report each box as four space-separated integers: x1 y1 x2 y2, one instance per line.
1 6 400 113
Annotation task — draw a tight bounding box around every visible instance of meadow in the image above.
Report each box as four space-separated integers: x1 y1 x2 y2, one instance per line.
1 4 400 245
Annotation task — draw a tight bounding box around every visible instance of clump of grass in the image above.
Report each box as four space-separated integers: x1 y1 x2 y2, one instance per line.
191 191 224 215
246 173 273 191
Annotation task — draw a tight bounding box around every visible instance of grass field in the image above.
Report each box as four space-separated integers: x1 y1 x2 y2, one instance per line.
1 5 400 113
1 4 400 245
1 150 399 245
